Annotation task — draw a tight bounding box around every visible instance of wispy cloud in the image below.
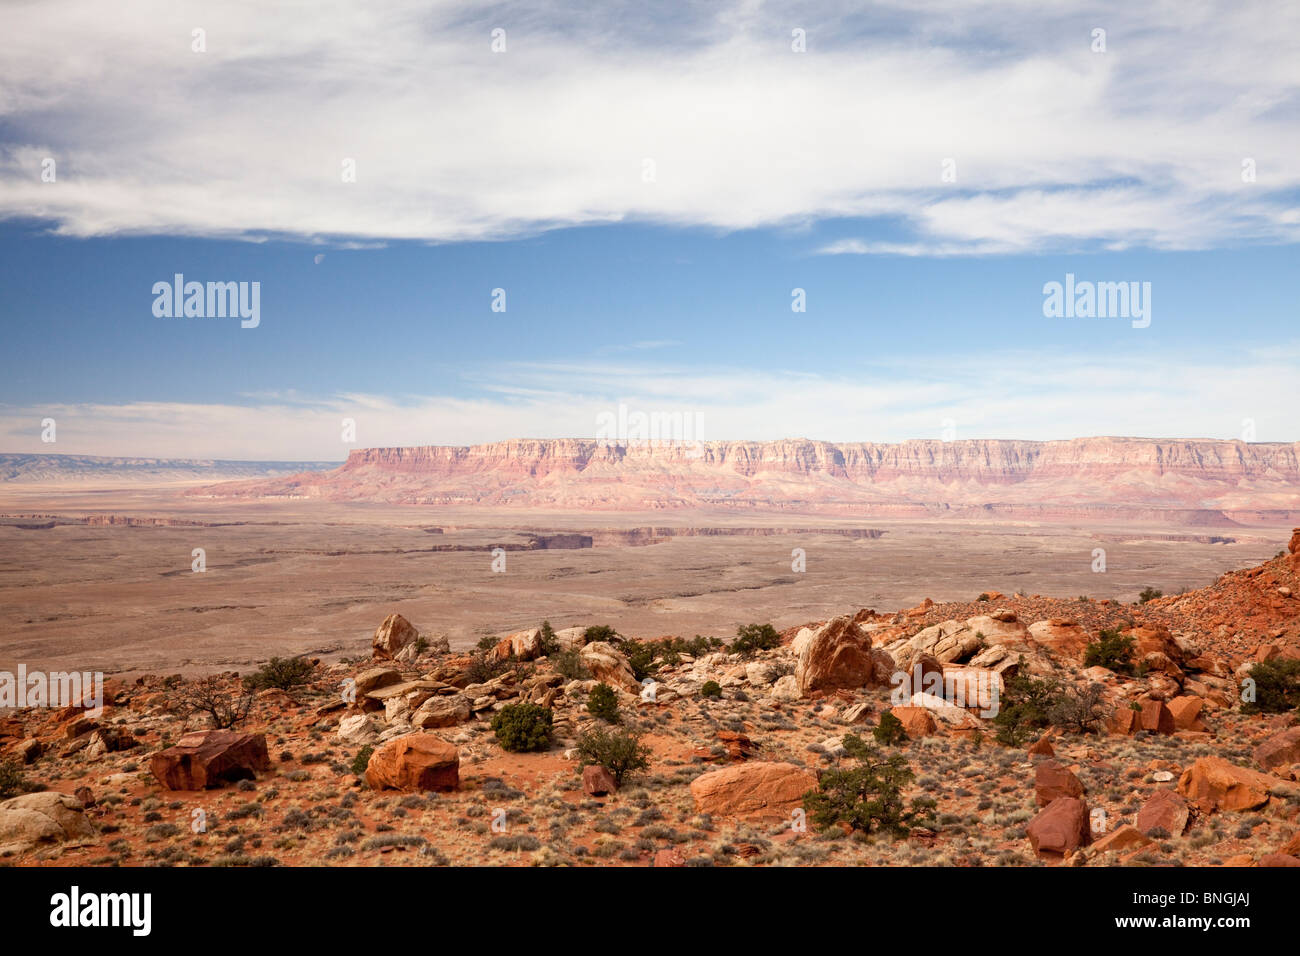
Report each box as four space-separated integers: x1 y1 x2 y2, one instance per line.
1 1 1296 253
3 344 1295 458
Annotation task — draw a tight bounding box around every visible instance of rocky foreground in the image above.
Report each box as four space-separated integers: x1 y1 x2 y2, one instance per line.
3 532 1300 868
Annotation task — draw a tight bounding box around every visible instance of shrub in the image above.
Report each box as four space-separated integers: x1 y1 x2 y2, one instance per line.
802 734 932 835
1083 628 1136 674
700 680 722 699
977 593 990 602
577 727 651 786
731 623 781 657
0 759 36 799
551 648 591 681
1047 682 1112 735
465 652 511 685
620 639 660 681
873 710 908 746
491 702 553 752
177 676 254 729
350 745 374 777
537 620 559 656
244 656 315 691
584 625 619 643
991 663 1060 746
1242 659 1300 714
587 683 621 723
1137 587 1163 605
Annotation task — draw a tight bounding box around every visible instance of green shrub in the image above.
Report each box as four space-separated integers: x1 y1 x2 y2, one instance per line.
244 656 316 691
802 735 931 835
465 651 511 685
0 759 35 799
584 625 619 643
992 663 1060 746
700 680 722 699
1242 659 1300 714
1137 587 1163 605
1047 681 1112 734
577 727 651 786
873 710 908 746
620 639 660 681
731 623 781 657
1083 628 1136 673
350 745 374 777
537 620 559 656
551 648 591 681
490 702 554 752
587 683 621 723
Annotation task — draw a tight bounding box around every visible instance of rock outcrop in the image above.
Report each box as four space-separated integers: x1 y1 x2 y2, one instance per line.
149 730 271 790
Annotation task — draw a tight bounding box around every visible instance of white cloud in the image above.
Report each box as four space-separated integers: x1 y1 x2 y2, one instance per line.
3 345 1295 458
0 0 1297 252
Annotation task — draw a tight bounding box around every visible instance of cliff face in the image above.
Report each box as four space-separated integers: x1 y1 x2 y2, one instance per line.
194 438 1300 520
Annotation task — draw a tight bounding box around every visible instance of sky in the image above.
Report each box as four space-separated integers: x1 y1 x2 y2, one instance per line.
1 0 1298 460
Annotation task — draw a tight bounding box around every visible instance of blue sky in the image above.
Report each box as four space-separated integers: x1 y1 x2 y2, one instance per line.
1 1 1298 458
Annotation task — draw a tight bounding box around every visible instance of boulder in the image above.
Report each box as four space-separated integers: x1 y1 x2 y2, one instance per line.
769 674 801 701
364 734 460 792
1177 757 1278 813
1137 788 1190 836
1035 760 1085 807
0 792 96 856
149 730 270 790
1137 699 1176 735
1166 696 1208 732
372 614 418 660
353 666 403 697
579 642 639 692
410 694 472 729
336 713 382 745
1026 796 1091 858
891 706 938 738
488 628 544 663
796 616 894 696
690 762 818 822
582 764 617 796
1255 727 1300 773
1092 823 1155 856
1027 619 1091 660
1257 853 1300 867
905 692 981 728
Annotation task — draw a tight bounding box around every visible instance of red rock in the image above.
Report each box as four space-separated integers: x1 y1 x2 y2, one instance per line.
1092 824 1155 855
364 734 459 792
1257 853 1300 867
372 613 418 659
149 730 270 790
1177 757 1277 813
1027 733 1055 756
488 628 544 663
582 764 617 796
1136 788 1190 836
1167 696 1207 732
796 616 895 696
653 848 687 867
1035 760 1084 807
716 730 756 761
690 762 818 821
907 653 944 696
1137 699 1176 734
890 706 938 738
1254 726 1300 773
1026 796 1091 858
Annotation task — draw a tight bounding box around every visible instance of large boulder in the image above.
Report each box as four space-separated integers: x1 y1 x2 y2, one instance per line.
890 706 938 738
579 642 639 692
488 628 544 663
336 714 382 745
0 792 96 856
796 616 895 696
1035 760 1085 807
364 734 460 792
372 614 419 660
1136 788 1190 836
410 694 472 729
1027 619 1091 660
1255 727 1300 773
1177 757 1279 813
353 666 403 697
690 762 818 822
1026 796 1091 858
149 730 270 790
